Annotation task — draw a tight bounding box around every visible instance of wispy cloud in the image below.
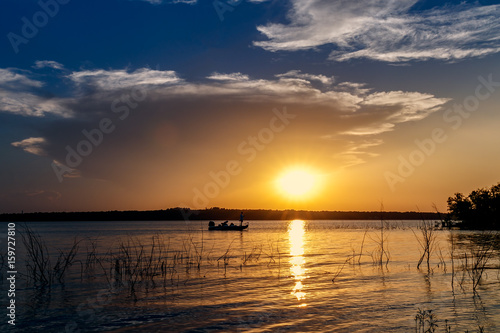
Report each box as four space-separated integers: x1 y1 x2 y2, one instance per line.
33 60 64 70
11 137 48 156
254 0 500 62
207 72 250 81
340 123 395 136
0 69 69 117
339 91 449 136
363 91 447 123
0 68 43 88
68 68 181 91
276 70 333 85
333 139 384 168
0 91 68 117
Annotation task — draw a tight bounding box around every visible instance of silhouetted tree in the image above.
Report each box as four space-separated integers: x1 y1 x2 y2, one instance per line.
447 183 500 229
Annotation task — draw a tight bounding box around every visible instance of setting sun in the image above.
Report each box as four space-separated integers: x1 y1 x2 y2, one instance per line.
277 168 318 199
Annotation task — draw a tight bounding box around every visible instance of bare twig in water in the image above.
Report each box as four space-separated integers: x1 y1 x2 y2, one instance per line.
411 218 436 272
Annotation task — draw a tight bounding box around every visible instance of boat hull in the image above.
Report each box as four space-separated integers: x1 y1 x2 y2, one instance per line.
208 225 248 231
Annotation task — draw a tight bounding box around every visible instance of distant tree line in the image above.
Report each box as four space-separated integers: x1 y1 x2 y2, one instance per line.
447 183 500 230
0 207 440 222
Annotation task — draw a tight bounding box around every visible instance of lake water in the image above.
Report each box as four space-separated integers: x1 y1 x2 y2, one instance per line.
1 220 499 332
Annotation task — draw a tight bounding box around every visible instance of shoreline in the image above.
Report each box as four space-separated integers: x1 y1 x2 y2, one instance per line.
0 207 441 222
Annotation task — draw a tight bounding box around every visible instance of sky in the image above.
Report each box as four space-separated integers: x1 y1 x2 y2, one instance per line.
1 0 500 213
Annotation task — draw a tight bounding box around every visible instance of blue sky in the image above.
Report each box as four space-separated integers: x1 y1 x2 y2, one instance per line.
1 0 500 213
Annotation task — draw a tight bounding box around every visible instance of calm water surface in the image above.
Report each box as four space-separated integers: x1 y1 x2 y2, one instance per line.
1 220 499 332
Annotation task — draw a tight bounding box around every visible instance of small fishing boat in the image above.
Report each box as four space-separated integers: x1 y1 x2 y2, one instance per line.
208 221 248 231
433 220 462 230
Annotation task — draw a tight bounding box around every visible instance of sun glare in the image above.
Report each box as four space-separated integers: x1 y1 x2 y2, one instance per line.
277 168 317 199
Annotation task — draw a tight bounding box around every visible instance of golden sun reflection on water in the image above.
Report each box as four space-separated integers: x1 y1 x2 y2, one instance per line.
288 219 308 305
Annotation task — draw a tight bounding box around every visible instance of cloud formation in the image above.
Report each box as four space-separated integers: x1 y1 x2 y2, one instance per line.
0 69 43 88
68 69 181 91
333 139 384 168
11 137 48 156
254 0 500 62
7 64 449 182
207 72 250 81
276 70 333 85
0 69 69 117
33 60 65 70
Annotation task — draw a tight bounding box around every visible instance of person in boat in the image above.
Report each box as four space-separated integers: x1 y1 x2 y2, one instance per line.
240 212 244 224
